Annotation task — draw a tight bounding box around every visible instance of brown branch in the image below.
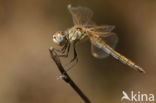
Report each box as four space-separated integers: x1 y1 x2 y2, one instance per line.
49 47 91 103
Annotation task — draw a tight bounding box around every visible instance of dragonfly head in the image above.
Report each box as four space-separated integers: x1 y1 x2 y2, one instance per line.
52 31 67 46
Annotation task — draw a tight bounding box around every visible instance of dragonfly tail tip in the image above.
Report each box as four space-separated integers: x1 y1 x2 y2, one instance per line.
136 66 146 74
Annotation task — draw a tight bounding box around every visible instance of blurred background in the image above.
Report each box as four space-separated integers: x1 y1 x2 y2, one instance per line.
0 0 156 103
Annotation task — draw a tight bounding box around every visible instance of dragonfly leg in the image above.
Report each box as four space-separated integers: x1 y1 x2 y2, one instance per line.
64 43 78 72
70 44 78 63
54 42 68 54
57 44 70 58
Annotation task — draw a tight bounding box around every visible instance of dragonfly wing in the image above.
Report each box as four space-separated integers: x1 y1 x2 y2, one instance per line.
89 25 115 32
67 4 94 26
91 43 109 58
91 33 118 59
102 33 118 49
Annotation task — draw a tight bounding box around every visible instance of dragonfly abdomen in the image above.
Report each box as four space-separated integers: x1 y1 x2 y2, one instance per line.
92 37 145 73
104 44 145 73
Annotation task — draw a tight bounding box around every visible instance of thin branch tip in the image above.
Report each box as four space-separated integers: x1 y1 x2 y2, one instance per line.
49 47 91 103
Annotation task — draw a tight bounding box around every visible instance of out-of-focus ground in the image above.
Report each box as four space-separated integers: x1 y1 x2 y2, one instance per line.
0 0 156 103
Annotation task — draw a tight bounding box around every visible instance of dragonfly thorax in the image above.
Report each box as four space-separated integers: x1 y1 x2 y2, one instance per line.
68 27 87 43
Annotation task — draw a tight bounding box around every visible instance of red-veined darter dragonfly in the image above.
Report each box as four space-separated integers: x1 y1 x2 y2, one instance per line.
51 4 145 73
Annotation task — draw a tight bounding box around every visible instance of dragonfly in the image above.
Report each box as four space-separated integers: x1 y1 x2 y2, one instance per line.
51 4 145 73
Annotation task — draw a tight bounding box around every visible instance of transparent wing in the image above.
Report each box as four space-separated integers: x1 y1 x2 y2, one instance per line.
88 25 116 38
91 33 118 59
67 4 94 26
89 25 115 32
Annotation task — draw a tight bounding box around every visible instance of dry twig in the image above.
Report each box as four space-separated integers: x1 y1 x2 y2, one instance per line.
49 47 91 103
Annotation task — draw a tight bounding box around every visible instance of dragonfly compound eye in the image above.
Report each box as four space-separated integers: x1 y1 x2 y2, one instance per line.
52 32 66 46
